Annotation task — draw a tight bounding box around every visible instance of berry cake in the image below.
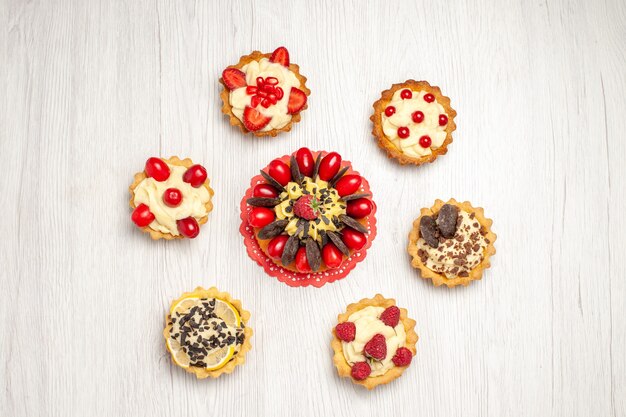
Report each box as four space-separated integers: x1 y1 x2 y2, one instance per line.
129 156 214 240
240 148 377 287
408 199 497 287
371 80 457 166
163 287 252 379
331 294 418 390
220 46 310 137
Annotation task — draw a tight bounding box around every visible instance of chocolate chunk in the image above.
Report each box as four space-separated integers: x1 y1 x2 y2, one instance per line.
327 231 350 256
281 234 300 266
338 214 368 234
328 166 350 187
419 215 440 248
257 220 289 240
260 170 285 191
290 155 303 184
305 238 322 272
437 204 459 238
312 153 323 179
246 197 281 207
339 193 371 202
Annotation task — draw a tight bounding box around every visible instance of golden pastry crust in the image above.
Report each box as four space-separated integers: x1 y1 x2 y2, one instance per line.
128 156 214 240
371 80 457 166
331 294 418 390
408 199 496 287
163 287 253 379
220 51 311 137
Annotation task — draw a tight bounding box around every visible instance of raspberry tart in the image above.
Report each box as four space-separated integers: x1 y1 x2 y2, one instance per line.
371 80 457 166
331 294 418 390
163 287 252 379
220 46 310 137
408 199 497 287
129 156 214 240
240 148 377 287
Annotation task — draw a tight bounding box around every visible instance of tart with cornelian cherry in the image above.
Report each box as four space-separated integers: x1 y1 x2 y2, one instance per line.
163 287 252 379
371 80 456 166
331 294 418 390
408 198 496 287
129 156 214 240
220 46 310 137
240 148 377 287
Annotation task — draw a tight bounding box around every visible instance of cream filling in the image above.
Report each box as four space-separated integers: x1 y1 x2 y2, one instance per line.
133 164 211 236
229 58 301 132
275 177 346 243
341 306 407 377
381 89 447 158
416 210 488 278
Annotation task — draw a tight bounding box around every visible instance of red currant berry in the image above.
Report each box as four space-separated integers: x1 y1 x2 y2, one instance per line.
182 164 207 188
400 89 413 99
412 111 424 123
384 106 396 117
423 93 435 103
162 188 183 207
397 127 410 139
439 114 448 126
419 135 432 148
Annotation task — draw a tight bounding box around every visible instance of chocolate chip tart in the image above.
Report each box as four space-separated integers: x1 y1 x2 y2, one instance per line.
408 199 496 287
163 287 253 379
220 47 310 137
331 294 418 390
371 80 456 166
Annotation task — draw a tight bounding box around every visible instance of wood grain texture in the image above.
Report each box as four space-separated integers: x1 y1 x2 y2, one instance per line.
1 0 625 416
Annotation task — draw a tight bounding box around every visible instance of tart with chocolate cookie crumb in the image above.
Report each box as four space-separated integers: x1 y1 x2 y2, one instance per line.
371 80 456 166
220 46 310 137
331 294 418 390
408 199 496 287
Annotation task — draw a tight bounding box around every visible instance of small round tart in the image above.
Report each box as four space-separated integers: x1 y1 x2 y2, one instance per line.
371 80 456 166
163 287 252 379
240 148 377 287
129 156 214 240
220 46 310 137
408 199 496 287
331 294 418 390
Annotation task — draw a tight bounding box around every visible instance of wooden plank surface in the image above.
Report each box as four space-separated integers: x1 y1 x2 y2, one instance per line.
1 0 624 416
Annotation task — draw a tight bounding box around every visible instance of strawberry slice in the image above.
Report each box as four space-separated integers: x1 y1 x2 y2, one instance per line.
243 106 271 131
222 68 247 90
270 46 290 67
287 87 307 114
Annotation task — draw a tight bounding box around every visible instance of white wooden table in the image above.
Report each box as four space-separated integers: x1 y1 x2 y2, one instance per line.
2 1 625 416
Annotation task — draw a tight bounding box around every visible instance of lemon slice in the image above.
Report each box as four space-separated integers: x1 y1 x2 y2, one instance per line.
204 345 235 371
170 297 200 316
166 338 191 369
213 299 241 327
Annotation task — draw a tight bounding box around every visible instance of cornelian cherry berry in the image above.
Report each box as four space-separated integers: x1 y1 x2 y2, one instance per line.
182 164 207 188
439 114 448 126
131 203 154 227
177 217 200 238
397 127 410 139
419 135 432 148
400 89 413 99
162 188 183 207
423 93 435 103
384 106 396 117
412 111 424 123
145 157 170 182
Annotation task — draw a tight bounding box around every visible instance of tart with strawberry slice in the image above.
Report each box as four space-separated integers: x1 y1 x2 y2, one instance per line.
408 199 497 287
129 156 214 240
163 287 252 379
220 46 310 137
240 148 377 287
371 80 457 166
331 294 418 390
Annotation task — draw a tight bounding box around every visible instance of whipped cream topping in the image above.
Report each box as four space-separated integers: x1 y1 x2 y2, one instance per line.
229 58 301 132
275 177 346 243
416 210 488 278
381 89 448 158
133 164 211 236
341 306 407 377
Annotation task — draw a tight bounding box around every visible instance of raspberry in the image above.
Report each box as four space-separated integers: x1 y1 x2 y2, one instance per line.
335 322 356 342
351 362 371 380
392 347 413 367
293 194 319 220
364 334 387 361
380 306 400 327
